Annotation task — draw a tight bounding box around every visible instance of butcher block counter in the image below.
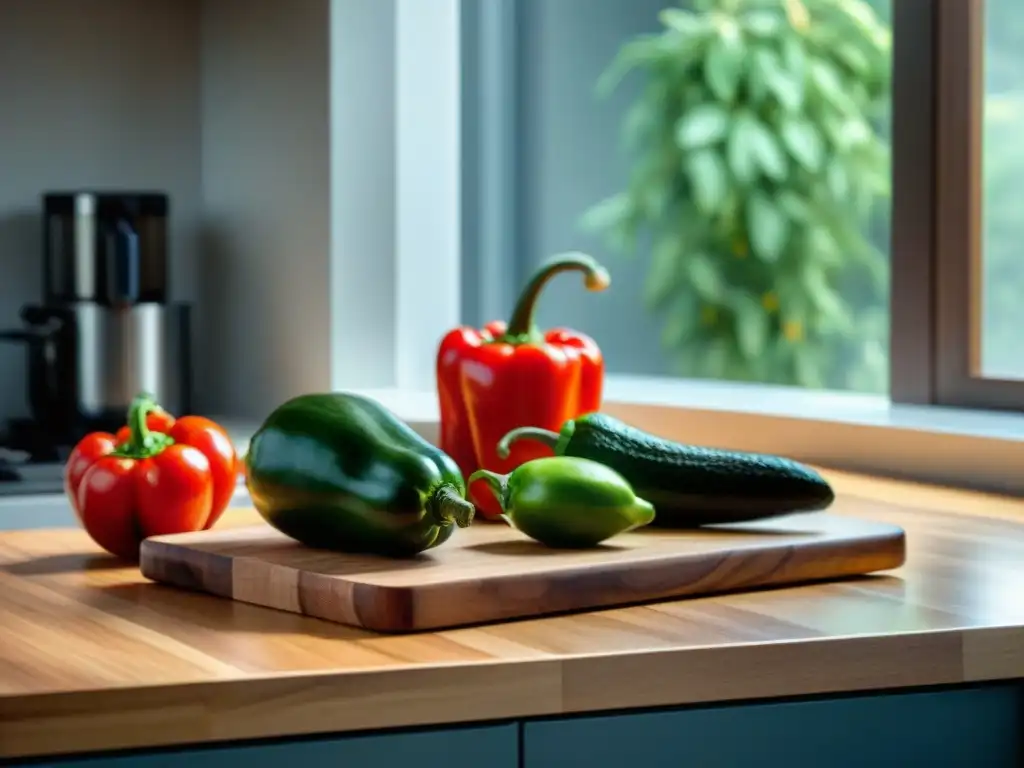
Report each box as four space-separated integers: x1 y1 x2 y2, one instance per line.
2 470 1023 767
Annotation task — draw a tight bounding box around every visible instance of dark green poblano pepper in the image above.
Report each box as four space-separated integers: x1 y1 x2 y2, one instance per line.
468 456 655 549
245 392 475 558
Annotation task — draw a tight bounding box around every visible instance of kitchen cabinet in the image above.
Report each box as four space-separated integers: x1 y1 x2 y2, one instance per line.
523 685 1023 768
20 685 1022 767
29 723 518 768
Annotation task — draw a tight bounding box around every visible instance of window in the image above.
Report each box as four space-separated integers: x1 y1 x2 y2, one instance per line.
979 0 1024 381
318 0 1023 494
925 0 1024 410
463 0 892 394
459 0 1023 412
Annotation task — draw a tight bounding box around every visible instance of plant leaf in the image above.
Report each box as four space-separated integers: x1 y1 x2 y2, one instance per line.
764 61 803 112
659 8 708 36
579 193 632 234
684 252 723 301
777 189 810 221
661 291 698 348
792 343 824 389
731 292 769 359
780 117 825 172
596 35 681 97
781 34 808 83
686 150 728 215
645 235 681 308
621 101 656 152
748 39 803 112
800 261 852 334
675 104 730 149
830 117 872 150
809 57 855 115
834 42 871 76
702 338 731 379
748 117 788 181
747 45 781 106
826 159 850 202
727 112 760 185
743 10 784 36
805 224 842 269
747 192 789 262
704 21 745 102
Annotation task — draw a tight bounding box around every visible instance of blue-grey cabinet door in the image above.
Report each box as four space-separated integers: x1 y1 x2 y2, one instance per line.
524 686 1022 768
27 723 518 768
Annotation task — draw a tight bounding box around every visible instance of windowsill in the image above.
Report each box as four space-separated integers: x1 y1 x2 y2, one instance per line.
319 375 1024 498
24 378 1014 516
603 376 1024 441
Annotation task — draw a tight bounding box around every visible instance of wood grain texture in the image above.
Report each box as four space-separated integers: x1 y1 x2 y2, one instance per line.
138 515 906 632
2 469 1024 759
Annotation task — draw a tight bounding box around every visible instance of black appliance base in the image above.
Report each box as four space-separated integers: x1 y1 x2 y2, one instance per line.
0 415 125 464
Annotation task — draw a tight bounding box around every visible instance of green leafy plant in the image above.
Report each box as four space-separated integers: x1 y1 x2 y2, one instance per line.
582 0 891 391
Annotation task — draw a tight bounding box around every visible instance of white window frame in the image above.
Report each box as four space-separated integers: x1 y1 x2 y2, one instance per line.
329 0 1024 497
328 0 462 394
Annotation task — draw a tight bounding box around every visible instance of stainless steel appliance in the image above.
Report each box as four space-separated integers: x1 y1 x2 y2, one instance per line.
43 192 169 305
0 191 192 472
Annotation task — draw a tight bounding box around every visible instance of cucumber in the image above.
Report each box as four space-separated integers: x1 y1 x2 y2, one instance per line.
245 392 475 557
497 412 835 527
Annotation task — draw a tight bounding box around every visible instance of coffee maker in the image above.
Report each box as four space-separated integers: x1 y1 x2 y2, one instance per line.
0 192 192 462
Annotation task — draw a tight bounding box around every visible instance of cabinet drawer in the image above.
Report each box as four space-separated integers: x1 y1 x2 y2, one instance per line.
524 686 1021 768
26 723 518 768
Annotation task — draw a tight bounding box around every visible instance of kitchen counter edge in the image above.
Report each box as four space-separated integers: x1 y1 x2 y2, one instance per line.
2 620 1021 760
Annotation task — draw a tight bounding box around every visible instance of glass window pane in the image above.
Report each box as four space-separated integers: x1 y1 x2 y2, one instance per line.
490 0 892 393
981 0 1024 380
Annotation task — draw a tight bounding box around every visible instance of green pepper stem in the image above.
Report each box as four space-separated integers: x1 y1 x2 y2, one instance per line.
111 392 174 460
429 485 476 528
496 426 561 459
467 468 511 512
502 252 610 340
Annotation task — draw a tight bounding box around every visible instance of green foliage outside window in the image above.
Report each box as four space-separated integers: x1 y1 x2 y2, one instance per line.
582 0 891 392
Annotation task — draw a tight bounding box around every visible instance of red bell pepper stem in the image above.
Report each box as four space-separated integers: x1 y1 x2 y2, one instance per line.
110 393 174 459
499 252 611 343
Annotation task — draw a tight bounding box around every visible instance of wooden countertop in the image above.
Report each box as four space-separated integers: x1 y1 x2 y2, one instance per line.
2 470 1024 759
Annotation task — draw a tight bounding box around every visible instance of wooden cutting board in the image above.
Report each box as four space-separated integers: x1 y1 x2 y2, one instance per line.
139 511 906 633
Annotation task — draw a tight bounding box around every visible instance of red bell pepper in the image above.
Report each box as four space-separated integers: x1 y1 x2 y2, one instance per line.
437 252 609 519
111 404 239 519
63 393 238 561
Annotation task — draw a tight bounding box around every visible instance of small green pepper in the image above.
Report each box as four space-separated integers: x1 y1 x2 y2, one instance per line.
468 456 656 549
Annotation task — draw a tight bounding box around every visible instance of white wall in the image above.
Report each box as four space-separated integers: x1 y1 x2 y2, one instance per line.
198 0 331 417
0 0 441 425
0 0 337 422
0 0 201 425
200 0 461 413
